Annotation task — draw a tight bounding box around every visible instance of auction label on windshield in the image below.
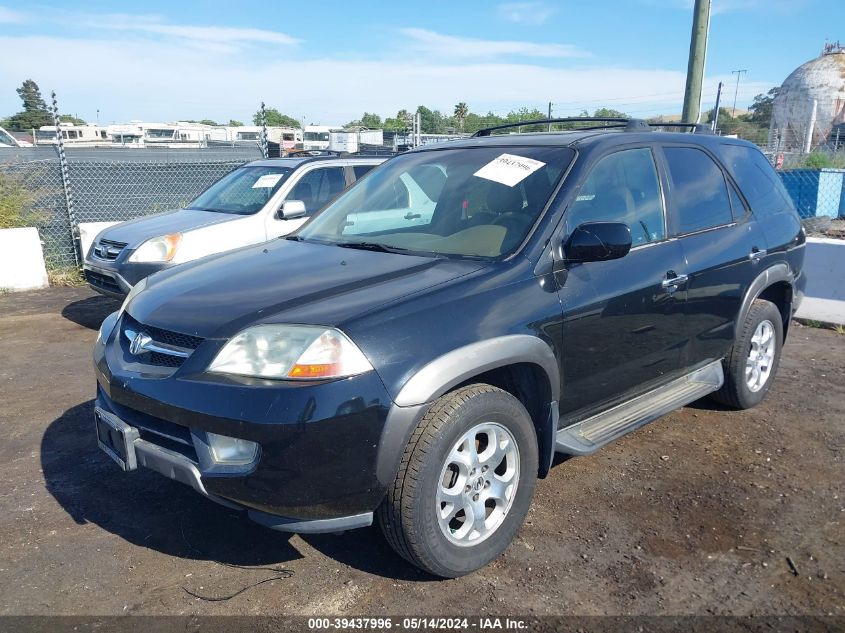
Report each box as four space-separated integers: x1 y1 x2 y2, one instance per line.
252 173 284 188
473 153 545 187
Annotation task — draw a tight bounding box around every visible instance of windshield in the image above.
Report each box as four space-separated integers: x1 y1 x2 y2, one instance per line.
304 132 330 142
187 166 293 215
297 146 574 258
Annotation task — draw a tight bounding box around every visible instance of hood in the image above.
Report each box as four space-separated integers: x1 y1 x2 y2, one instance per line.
100 209 241 247
128 239 486 338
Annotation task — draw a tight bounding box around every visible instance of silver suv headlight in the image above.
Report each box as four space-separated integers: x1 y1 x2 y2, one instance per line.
128 233 182 263
208 325 373 380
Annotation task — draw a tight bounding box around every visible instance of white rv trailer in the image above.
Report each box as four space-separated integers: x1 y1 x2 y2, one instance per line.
36 124 110 146
303 125 341 151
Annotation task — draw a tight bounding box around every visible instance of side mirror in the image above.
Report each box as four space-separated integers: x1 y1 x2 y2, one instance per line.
277 200 306 220
564 221 632 263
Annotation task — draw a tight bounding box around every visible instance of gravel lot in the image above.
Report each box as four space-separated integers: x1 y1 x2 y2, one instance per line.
0 287 842 618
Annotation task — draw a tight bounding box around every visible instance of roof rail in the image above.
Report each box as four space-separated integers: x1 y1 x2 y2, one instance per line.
647 122 713 134
472 117 651 137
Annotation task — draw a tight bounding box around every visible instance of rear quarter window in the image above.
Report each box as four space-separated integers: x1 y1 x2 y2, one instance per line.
718 144 794 218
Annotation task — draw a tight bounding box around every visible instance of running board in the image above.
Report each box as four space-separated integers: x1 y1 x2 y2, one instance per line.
555 361 723 456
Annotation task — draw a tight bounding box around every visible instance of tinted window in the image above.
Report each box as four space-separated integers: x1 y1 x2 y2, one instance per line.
728 182 746 220
664 147 733 234
288 167 346 215
353 164 375 179
568 148 665 246
719 144 793 217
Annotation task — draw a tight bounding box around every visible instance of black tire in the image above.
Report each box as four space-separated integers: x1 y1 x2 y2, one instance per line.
711 299 783 409
377 384 538 578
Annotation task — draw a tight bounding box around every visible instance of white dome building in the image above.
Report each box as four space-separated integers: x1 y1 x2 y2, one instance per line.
771 42 845 151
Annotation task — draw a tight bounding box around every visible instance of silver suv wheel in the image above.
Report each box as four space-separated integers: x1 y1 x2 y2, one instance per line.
746 319 775 392
436 422 520 547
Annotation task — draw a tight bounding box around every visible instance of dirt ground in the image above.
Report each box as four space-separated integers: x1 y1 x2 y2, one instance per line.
0 287 842 618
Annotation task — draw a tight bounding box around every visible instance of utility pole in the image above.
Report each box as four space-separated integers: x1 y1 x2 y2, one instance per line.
548 101 553 132
711 81 724 132
681 0 711 124
731 69 747 117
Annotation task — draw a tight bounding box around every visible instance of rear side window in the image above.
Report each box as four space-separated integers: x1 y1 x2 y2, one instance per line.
288 166 346 215
719 144 793 217
664 147 733 234
353 164 375 179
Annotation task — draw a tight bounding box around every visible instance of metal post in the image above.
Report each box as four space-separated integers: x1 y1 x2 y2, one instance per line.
548 102 553 132
50 91 80 268
681 0 711 124
711 81 723 132
731 69 747 117
804 99 818 154
259 101 268 158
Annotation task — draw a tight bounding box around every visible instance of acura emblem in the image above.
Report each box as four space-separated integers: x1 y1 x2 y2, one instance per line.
129 332 153 355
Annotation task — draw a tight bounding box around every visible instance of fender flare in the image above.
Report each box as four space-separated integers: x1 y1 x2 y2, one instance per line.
376 335 561 487
738 263 793 328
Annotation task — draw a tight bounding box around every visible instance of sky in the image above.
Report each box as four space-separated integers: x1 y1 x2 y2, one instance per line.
0 0 840 126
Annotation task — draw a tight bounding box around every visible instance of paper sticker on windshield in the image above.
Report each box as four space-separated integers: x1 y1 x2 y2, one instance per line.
473 153 546 187
252 174 283 189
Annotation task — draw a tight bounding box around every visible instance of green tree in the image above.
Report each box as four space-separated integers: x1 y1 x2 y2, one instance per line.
453 102 469 132
384 109 413 132
748 88 778 127
360 112 382 128
227 119 244 127
17 79 47 112
591 107 630 119
59 114 86 125
253 107 300 128
416 105 447 134
5 79 52 130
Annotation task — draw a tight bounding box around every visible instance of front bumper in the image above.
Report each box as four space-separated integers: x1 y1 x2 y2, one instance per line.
83 258 168 299
94 313 393 528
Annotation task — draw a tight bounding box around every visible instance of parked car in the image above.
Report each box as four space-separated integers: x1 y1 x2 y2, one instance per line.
93 118 805 577
83 155 386 298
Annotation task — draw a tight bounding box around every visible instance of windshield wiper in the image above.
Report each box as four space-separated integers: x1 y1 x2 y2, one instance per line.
336 241 410 254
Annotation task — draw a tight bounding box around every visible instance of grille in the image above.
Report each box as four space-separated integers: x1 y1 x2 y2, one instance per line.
93 238 128 261
85 269 122 295
122 314 204 368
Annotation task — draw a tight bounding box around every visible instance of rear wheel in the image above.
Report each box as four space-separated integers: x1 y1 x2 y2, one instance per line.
378 384 538 577
712 299 783 409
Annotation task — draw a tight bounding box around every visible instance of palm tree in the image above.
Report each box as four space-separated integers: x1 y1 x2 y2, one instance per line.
453 102 469 132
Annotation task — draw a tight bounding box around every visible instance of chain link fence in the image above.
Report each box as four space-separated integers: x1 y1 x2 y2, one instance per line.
1 140 843 273
0 145 260 269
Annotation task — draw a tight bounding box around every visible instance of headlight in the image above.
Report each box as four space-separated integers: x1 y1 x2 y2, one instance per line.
205 432 259 465
128 233 182 263
208 325 373 380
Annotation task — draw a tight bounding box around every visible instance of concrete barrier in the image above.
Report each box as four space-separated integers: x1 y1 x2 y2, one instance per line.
79 221 120 259
0 227 49 291
795 237 845 325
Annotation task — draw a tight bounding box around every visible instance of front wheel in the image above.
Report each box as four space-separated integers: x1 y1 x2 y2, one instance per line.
712 298 783 409
378 384 538 577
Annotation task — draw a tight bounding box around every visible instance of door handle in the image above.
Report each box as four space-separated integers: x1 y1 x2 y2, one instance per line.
748 247 767 261
404 212 421 220
661 272 689 291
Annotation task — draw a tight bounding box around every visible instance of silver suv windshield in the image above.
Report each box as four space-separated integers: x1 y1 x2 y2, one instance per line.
297 146 574 258
187 165 293 215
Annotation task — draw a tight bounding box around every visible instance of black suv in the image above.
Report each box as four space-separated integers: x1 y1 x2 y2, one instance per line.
93 118 805 578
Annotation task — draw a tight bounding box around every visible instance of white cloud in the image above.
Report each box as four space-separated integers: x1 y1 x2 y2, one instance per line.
400 28 589 59
0 34 772 125
496 2 557 25
0 5 26 23
81 14 301 49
